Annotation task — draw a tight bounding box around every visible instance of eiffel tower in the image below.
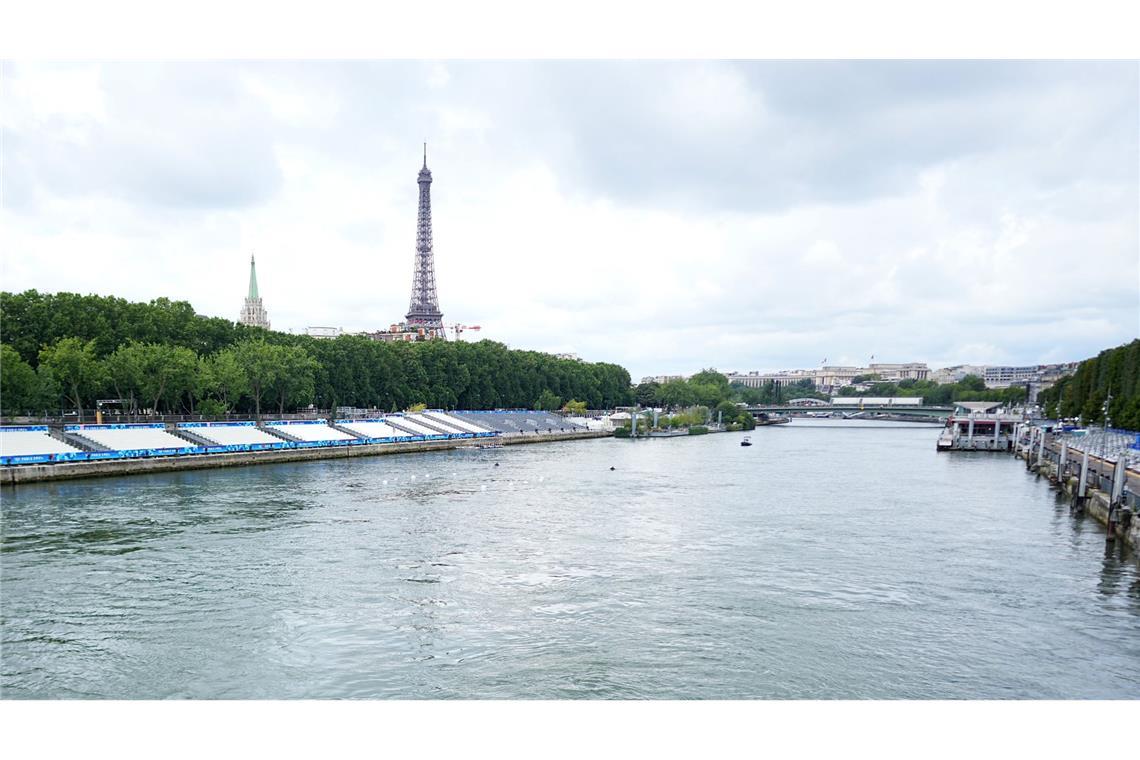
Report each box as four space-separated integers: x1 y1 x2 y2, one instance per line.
405 144 445 339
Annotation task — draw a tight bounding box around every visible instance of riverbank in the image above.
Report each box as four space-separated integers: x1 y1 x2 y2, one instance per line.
0 429 610 486
1018 448 1140 554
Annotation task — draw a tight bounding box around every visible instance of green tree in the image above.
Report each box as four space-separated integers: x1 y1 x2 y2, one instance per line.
38 337 102 415
635 381 660 407
1 344 39 414
103 342 147 414
233 339 280 417
207 348 248 412
714 399 740 425
689 368 729 390
563 399 588 415
959 374 986 392
534 389 561 411
134 343 198 414
658 379 696 409
269 345 320 414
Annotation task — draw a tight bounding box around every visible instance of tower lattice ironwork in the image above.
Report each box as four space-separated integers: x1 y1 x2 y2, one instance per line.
405 144 445 338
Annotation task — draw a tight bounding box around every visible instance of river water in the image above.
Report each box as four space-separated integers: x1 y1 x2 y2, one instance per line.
2 420 1138 699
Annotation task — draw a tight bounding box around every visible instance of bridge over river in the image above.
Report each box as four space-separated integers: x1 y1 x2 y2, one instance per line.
746 404 953 420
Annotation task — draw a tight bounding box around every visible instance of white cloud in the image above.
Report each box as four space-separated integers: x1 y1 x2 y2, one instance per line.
2 61 1136 380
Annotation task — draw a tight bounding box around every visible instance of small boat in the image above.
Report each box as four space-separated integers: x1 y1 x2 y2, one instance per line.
740 436 752 447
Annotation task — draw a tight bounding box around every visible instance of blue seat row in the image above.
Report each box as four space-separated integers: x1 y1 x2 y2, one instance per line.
0 430 492 466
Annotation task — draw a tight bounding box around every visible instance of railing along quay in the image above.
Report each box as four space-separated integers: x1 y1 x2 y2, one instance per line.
1013 421 1140 547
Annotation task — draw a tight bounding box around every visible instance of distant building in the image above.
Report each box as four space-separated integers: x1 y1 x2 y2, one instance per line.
555 353 581 362
983 365 1039 387
238 254 270 329
304 326 342 340
723 361 928 392
640 375 686 385
363 323 436 342
930 365 985 384
813 366 863 392
724 370 815 389
867 362 930 381
981 362 1079 393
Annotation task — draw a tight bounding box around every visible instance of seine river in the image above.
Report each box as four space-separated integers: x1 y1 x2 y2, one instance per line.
3 420 1138 699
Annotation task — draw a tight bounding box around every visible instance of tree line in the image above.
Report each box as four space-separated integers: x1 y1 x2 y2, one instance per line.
1039 339 1140 430
0 290 633 417
834 376 1027 405
631 370 762 429
632 369 1028 412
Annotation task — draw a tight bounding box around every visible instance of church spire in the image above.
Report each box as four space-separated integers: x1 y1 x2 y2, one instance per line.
239 252 270 329
247 253 259 300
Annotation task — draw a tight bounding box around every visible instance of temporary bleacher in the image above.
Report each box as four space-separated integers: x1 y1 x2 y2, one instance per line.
177 422 284 447
336 419 414 440
70 423 196 452
409 412 468 434
385 415 448 437
264 420 357 443
420 411 491 434
0 426 83 462
454 410 585 434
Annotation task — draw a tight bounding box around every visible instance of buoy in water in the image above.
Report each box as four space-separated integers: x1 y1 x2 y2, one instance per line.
610 466 616 471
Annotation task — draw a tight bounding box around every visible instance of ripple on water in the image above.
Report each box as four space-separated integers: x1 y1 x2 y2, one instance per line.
2 428 1139 699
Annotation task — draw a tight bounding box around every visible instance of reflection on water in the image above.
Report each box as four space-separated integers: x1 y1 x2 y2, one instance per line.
2 420 1138 699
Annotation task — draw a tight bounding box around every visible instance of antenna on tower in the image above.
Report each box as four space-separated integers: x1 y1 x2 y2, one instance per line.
423 142 427 168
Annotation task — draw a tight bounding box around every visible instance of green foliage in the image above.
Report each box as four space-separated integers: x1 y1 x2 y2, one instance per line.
196 398 228 417
689 368 730 390
837 375 1020 406
534 389 562 411
634 381 660 407
38 337 102 414
270 345 319 414
688 425 709 435
232 339 279 417
104 342 146 413
1039 340 1140 429
958 374 986 392
714 400 740 423
658 379 697 409
613 425 631 438
563 399 588 415
0 290 634 416
1 344 41 414
406 402 428 413
731 379 829 405
205 348 248 412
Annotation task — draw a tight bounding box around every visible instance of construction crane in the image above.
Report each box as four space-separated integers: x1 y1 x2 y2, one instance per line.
449 324 481 341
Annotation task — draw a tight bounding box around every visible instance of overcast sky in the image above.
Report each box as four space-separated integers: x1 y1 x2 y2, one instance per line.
2 61 1137 380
